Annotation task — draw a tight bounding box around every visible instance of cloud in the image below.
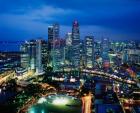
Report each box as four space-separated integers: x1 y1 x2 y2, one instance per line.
28 5 80 23
0 0 140 40
0 5 80 25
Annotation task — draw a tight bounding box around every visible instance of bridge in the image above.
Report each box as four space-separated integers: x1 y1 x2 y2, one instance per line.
55 69 137 85
82 69 136 85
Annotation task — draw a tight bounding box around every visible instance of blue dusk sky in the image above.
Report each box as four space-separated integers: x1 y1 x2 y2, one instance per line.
0 0 140 41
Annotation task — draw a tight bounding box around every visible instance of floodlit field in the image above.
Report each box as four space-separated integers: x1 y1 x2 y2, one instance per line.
28 94 81 113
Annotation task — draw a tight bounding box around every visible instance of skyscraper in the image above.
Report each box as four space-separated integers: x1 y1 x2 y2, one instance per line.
80 40 86 69
65 32 72 65
85 36 94 68
41 40 48 71
48 26 54 52
48 23 62 71
53 23 59 39
20 43 29 69
28 40 37 70
20 39 44 75
66 32 72 46
48 23 60 68
101 37 110 68
72 21 80 69
36 39 43 75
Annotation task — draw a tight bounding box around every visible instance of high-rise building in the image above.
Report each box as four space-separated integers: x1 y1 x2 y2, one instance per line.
35 39 43 75
85 36 94 68
20 43 29 69
80 40 86 69
123 49 140 64
53 23 59 39
20 39 44 75
101 37 110 68
48 23 60 68
48 23 62 71
72 21 80 69
66 32 72 46
48 26 54 52
41 40 48 71
52 39 65 71
65 33 72 65
27 40 37 70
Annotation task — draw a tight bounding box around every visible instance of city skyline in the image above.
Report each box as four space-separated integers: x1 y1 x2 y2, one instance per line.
0 0 140 41
1 1 140 113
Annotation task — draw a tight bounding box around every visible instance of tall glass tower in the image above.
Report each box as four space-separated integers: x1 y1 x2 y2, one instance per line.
48 26 54 52
85 36 94 68
48 23 60 69
101 37 110 68
28 40 36 70
72 21 80 69
20 43 29 69
65 32 72 65
36 39 43 74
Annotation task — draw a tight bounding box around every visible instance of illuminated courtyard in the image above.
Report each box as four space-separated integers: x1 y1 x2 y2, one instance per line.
28 94 81 113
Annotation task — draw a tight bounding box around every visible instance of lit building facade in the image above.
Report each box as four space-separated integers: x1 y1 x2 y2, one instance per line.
27 40 37 70
20 43 29 69
20 40 44 75
123 49 140 64
85 36 94 68
48 26 54 52
41 40 48 71
53 23 59 39
101 38 110 68
35 39 43 74
65 32 72 65
72 21 80 69
48 23 60 70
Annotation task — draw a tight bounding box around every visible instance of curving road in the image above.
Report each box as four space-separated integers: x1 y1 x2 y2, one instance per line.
82 69 136 85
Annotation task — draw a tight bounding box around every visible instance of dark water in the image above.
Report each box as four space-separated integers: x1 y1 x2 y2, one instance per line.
0 91 16 104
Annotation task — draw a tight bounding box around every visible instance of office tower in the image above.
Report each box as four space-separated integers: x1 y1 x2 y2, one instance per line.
20 40 36 71
72 21 80 69
66 32 72 46
122 49 129 63
80 40 85 69
53 38 65 71
48 26 54 52
94 41 102 68
20 39 44 75
36 39 43 74
123 49 140 64
27 40 37 70
85 36 94 68
53 23 59 39
41 40 48 71
52 24 61 71
20 43 29 69
48 23 60 68
48 24 59 51
65 33 72 65
101 37 110 68
102 37 109 52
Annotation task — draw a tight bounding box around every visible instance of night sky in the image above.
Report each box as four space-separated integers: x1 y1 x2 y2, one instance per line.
0 0 140 41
